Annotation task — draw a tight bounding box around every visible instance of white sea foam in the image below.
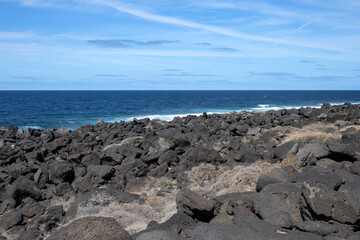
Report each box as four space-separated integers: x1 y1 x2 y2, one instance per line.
20 125 42 130
257 104 270 108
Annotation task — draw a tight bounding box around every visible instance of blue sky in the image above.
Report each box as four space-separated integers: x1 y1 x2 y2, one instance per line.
0 0 360 90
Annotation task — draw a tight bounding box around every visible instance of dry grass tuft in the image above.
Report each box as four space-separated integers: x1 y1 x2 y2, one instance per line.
147 177 174 189
69 176 179 235
188 161 280 197
188 164 230 184
280 154 300 169
280 122 342 144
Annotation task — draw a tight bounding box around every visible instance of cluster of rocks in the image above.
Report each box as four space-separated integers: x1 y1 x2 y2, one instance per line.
1 103 360 239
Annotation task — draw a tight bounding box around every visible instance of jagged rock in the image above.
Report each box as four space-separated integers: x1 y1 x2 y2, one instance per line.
81 152 101 167
47 217 131 240
38 206 64 225
185 147 224 164
18 227 43 240
258 183 303 224
54 182 74 196
48 161 75 184
10 180 43 205
293 221 337 237
290 166 343 190
247 127 261 136
56 126 71 135
0 210 23 231
176 189 215 222
87 164 115 180
256 175 281 192
20 200 46 218
148 162 168 177
297 139 329 167
274 142 299 160
158 150 179 165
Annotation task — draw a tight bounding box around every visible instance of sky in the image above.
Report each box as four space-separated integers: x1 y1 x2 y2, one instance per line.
0 0 360 90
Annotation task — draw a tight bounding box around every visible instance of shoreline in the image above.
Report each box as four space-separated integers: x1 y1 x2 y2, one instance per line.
1 102 360 239
7 101 360 131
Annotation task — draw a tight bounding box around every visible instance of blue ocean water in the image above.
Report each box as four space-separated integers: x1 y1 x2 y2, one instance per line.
1 91 360 130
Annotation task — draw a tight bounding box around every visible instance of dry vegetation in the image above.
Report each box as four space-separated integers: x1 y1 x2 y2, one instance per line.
280 154 299 169
278 123 343 144
72 178 178 235
187 161 280 197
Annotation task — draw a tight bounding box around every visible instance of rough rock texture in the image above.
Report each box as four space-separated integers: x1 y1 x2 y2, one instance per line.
1 103 360 239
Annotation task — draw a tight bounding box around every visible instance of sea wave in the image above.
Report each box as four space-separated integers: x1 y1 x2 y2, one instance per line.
19 125 42 129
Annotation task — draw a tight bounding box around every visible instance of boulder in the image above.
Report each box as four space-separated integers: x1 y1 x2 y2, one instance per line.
146 212 196 234
290 166 343 190
0 210 23 231
54 182 74 196
81 153 101 167
87 165 115 180
48 161 75 184
38 206 64 225
274 142 298 160
247 127 261 136
256 175 281 192
302 181 338 220
297 139 329 167
293 221 337 236
10 180 43 205
18 227 43 240
185 147 224 164
20 201 46 218
349 161 360 175
332 182 360 224
47 217 131 240
158 150 179 165
230 146 262 163
176 189 215 222
148 163 168 177
258 183 303 224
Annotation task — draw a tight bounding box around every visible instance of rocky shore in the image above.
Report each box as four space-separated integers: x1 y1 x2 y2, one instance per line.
1 103 360 239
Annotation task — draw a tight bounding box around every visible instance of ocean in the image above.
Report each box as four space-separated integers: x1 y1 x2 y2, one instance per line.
1 90 360 130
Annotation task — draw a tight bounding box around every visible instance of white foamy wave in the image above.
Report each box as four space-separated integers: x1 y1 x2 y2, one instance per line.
20 125 42 130
111 101 360 123
122 113 203 122
251 107 282 111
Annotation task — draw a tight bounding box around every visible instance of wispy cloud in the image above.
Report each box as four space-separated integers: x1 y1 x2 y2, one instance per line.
194 1 301 18
300 60 315 63
12 76 37 80
194 42 213 46
87 0 336 51
212 47 239 53
88 39 179 48
94 74 127 77
161 71 220 77
162 69 183 72
88 40 128 48
249 72 295 77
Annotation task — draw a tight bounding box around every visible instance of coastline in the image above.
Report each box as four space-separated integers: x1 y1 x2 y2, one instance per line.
1 103 360 239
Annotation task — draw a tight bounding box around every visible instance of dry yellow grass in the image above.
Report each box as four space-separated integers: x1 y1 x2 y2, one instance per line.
280 154 300 169
188 164 230 184
188 161 280 197
280 122 342 144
